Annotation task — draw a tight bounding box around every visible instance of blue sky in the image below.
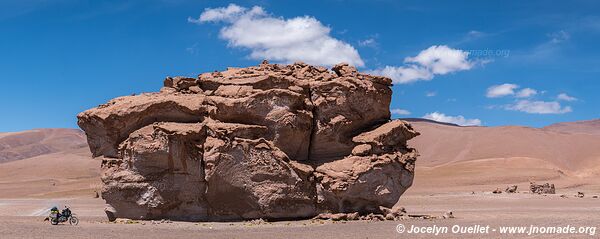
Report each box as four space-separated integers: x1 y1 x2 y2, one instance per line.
1 0 599 131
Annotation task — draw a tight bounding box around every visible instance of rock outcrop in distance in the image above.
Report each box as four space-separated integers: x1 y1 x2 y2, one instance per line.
77 61 419 221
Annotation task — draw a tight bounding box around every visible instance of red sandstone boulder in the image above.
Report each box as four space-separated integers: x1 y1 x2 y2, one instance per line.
77 62 419 221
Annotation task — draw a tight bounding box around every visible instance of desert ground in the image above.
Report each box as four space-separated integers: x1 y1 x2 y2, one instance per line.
1 120 599 238
1 194 599 239
1 190 598 238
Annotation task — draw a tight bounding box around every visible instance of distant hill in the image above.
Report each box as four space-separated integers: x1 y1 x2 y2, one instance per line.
400 118 461 127
0 128 88 163
0 128 98 198
543 119 600 135
407 120 600 193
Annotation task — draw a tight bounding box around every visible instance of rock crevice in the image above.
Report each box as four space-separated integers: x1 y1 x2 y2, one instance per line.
78 62 419 221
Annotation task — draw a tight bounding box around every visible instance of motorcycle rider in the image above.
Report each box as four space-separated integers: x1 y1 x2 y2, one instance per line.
48 206 61 223
50 207 60 217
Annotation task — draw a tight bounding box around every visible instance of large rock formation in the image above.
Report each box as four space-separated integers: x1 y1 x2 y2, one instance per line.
77 61 419 221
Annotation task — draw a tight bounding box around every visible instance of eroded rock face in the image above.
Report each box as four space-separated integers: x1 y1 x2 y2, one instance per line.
78 62 419 221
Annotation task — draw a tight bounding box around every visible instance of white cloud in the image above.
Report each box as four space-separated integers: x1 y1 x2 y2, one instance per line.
369 45 478 84
515 88 537 98
557 93 577 101
423 112 482 126
185 43 200 55
405 45 473 75
369 65 433 84
467 30 485 38
358 38 377 48
505 100 572 114
191 4 247 23
189 4 364 67
548 30 570 44
390 108 411 115
486 83 519 98
425 91 437 97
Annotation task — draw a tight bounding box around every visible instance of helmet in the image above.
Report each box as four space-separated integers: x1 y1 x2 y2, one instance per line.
51 206 58 211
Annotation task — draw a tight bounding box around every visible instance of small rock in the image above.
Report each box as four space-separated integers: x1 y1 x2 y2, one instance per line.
115 218 132 224
346 212 359 221
104 206 117 222
378 206 393 216
492 188 502 194
370 213 385 221
408 214 432 220
314 213 347 221
249 218 266 225
442 211 454 219
577 192 585 198
529 182 555 194
505 185 518 193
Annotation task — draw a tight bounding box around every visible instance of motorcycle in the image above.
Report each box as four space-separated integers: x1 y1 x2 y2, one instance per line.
45 206 79 226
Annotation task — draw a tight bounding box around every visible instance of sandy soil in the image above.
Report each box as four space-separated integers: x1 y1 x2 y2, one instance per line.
0 147 99 199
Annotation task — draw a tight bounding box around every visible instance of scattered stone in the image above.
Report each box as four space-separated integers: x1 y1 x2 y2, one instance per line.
346 212 359 221
592 195 598 198
314 213 350 221
408 214 432 219
104 206 117 222
248 218 266 225
529 182 555 194
383 206 406 217
493 188 502 194
505 185 518 193
368 213 386 221
577 192 585 198
115 218 138 224
313 207 407 221
442 211 455 219
78 62 419 221
560 194 568 198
